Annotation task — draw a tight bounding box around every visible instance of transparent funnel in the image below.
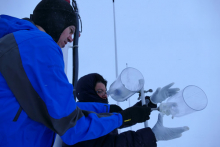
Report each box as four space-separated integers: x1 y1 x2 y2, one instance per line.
159 85 208 117
107 67 144 102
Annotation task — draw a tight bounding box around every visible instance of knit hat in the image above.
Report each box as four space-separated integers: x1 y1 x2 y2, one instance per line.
32 0 77 42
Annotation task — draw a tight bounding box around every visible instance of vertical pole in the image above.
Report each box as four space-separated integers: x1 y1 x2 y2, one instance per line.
112 1 119 106
141 87 148 127
126 63 132 131
113 0 121 133
72 0 80 100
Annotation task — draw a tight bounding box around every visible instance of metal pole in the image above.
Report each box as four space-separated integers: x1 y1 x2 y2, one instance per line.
140 87 148 127
112 0 119 106
72 0 80 100
126 63 132 130
112 0 121 134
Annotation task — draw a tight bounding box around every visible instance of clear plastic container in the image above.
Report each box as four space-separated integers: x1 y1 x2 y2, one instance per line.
107 67 144 102
159 85 208 117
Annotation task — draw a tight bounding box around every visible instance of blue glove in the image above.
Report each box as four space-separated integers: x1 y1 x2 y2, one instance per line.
150 83 180 104
152 113 189 141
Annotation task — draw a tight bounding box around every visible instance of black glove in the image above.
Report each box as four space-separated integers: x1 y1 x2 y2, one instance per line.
134 96 157 108
110 104 123 113
119 105 151 127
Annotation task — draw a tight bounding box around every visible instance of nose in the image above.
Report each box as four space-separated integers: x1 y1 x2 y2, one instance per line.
67 35 73 42
102 92 107 98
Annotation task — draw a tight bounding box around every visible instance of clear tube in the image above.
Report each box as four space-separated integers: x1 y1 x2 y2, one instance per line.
153 85 208 117
108 67 144 102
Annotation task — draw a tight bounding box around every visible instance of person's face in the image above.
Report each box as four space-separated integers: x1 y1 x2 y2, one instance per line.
57 26 75 48
95 82 107 99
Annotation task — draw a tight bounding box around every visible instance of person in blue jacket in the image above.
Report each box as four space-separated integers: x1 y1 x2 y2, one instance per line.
63 73 190 147
0 0 152 146
63 73 157 147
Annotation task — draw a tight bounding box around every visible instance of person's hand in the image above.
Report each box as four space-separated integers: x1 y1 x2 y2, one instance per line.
150 83 180 104
110 104 123 113
134 96 157 108
152 113 189 141
159 102 178 116
119 105 151 126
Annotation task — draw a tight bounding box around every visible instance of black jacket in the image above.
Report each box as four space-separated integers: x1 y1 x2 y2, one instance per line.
63 73 157 147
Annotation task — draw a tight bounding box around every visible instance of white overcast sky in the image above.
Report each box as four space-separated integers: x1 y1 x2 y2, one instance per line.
1 0 220 147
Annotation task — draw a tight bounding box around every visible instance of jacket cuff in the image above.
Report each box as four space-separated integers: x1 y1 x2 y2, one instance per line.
136 127 157 146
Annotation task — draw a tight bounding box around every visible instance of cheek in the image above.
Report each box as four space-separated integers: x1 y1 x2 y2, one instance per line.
57 40 62 46
63 31 69 38
97 94 102 98
57 36 63 43
59 33 67 42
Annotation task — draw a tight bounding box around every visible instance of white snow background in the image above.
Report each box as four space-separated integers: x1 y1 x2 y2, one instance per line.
1 0 220 147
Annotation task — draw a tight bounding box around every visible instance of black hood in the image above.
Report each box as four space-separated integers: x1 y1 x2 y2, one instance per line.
76 73 108 104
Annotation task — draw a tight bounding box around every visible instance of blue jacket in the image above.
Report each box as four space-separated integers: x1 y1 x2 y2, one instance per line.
0 15 123 147
63 73 157 147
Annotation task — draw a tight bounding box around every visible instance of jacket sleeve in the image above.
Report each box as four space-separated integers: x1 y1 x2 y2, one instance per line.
62 127 157 147
76 102 110 113
115 128 157 147
3 32 123 145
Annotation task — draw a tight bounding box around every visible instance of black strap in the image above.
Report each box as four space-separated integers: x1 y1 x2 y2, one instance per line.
13 106 22 122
